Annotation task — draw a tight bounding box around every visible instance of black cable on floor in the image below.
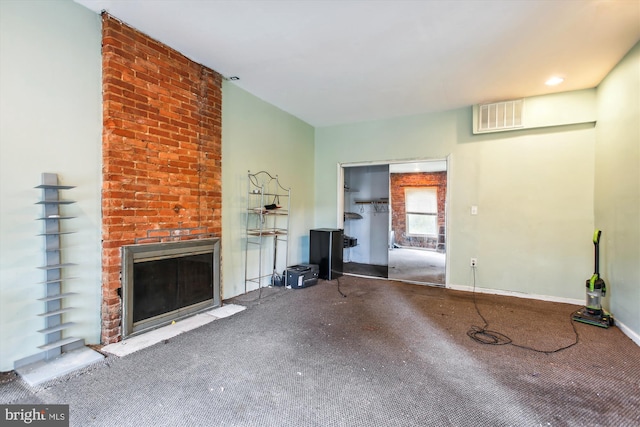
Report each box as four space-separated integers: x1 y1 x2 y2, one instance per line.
467 266 579 354
336 276 347 298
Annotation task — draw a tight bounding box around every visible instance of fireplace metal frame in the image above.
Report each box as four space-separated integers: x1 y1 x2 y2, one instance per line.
121 238 221 338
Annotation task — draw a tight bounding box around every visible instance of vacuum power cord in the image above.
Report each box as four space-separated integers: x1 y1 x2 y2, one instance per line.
467 266 579 354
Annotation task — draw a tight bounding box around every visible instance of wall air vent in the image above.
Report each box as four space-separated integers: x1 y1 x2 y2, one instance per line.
474 99 524 134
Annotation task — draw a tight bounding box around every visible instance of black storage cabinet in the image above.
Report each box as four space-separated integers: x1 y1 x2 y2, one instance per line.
309 228 343 280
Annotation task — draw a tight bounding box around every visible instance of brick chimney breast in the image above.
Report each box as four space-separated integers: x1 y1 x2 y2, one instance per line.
100 14 222 344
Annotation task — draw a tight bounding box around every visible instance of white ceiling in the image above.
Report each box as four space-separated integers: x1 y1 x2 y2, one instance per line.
75 0 640 127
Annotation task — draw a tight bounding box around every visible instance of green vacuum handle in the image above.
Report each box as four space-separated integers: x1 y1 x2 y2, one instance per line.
589 229 605 295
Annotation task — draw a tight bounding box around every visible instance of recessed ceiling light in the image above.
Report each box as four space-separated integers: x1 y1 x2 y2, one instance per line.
545 76 564 86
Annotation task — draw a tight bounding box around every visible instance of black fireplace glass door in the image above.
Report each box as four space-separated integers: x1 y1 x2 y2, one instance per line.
133 253 213 323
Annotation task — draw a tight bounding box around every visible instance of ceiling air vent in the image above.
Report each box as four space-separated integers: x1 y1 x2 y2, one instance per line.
474 99 524 134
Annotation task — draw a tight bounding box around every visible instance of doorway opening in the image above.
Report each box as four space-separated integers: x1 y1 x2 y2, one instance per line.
339 159 448 286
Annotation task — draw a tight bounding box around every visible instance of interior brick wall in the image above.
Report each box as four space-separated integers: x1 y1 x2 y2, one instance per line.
101 14 222 343
390 172 446 249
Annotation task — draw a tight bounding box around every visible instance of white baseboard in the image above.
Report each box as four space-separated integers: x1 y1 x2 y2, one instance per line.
448 283 639 347
448 283 584 306
614 319 640 347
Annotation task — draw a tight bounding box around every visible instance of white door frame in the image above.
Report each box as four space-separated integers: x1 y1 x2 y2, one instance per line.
337 156 452 286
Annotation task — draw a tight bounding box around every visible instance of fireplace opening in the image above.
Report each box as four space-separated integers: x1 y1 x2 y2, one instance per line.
121 238 221 338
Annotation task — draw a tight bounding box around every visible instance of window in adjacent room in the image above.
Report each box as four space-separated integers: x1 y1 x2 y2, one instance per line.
405 187 437 236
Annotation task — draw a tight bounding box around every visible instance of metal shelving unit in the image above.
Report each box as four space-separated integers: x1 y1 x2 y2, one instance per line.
14 173 103 386
244 170 290 293
35 173 85 359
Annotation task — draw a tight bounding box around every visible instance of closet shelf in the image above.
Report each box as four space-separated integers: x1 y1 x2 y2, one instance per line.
344 212 363 220
354 199 389 204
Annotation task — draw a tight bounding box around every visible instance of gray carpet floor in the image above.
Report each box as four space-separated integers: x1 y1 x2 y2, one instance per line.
2 277 639 426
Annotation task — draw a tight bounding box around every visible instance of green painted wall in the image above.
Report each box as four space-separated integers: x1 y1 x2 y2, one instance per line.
0 0 102 371
315 90 597 302
221 82 315 298
595 41 640 339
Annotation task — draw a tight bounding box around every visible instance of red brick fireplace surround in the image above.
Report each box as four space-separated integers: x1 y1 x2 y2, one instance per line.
101 14 222 344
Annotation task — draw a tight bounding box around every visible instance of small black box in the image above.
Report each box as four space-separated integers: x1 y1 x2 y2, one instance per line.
287 264 319 289
343 235 357 248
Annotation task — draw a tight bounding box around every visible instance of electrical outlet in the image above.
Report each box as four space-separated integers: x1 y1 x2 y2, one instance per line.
470 258 477 267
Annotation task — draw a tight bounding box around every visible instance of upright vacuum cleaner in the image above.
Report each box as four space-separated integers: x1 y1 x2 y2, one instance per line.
572 230 614 328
